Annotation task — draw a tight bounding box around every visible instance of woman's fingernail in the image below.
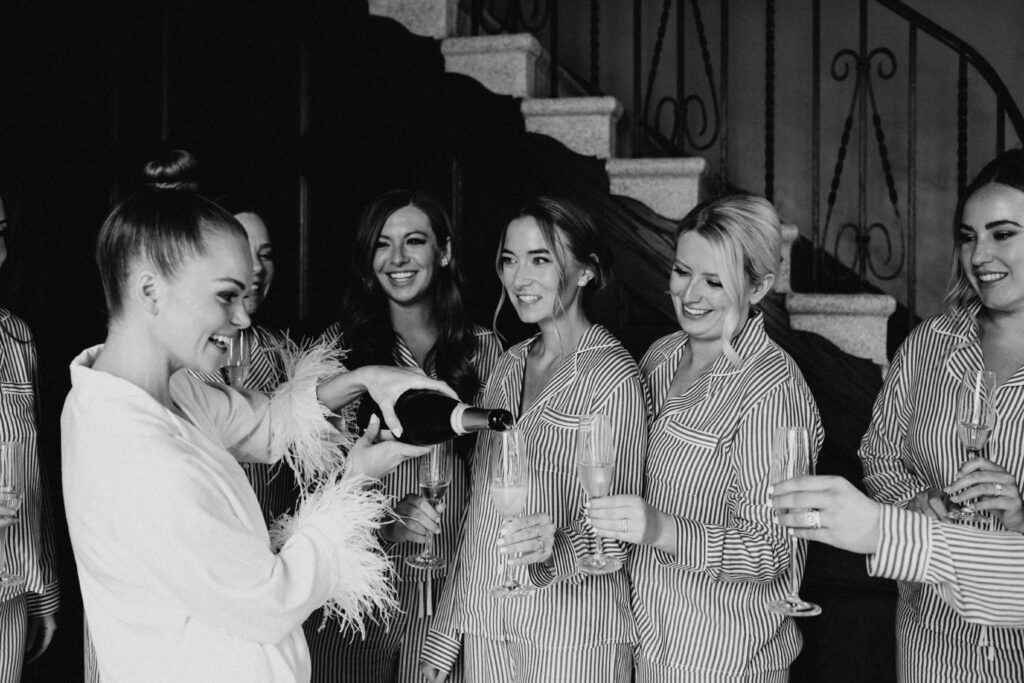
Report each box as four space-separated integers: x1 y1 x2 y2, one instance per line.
583 501 590 509
767 485 774 496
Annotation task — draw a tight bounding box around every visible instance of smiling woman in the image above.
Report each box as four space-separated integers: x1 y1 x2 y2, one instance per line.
860 148 1024 681
586 194 823 682
311 190 502 683
61 154 458 683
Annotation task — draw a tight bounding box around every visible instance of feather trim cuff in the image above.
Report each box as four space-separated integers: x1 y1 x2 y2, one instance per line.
268 336 356 488
269 472 396 636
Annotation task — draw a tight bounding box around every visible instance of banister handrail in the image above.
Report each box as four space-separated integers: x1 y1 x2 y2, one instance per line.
873 0 1024 140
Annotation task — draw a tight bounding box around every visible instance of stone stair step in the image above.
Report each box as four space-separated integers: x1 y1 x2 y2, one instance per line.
442 34 548 98
521 97 623 159
606 158 705 221
368 0 459 39
785 293 896 371
775 223 799 294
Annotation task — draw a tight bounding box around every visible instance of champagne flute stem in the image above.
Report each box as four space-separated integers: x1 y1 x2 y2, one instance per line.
500 518 512 587
787 534 800 600
423 524 435 560
0 526 8 575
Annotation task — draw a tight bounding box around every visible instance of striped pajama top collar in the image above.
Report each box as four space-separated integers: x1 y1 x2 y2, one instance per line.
497 323 620 422
647 312 773 413
931 301 1024 389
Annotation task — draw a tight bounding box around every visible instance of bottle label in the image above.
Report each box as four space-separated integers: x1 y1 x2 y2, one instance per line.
450 403 470 436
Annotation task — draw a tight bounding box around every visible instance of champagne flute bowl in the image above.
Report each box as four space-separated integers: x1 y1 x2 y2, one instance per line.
576 414 622 575
948 369 997 523
766 426 821 617
221 328 252 388
489 429 535 599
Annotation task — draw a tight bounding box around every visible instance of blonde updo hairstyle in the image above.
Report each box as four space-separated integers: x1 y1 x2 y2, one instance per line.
674 193 781 367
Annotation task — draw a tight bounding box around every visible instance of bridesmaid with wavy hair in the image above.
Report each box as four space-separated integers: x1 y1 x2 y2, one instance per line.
308 190 502 683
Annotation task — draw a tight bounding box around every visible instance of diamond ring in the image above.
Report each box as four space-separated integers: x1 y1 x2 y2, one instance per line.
804 510 822 529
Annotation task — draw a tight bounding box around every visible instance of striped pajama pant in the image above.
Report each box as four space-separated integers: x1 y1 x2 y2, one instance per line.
897 615 1024 682
462 634 632 683
634 656 788 683
0 596 26 683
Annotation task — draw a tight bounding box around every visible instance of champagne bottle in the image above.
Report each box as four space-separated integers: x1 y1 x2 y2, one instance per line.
356 389 514 445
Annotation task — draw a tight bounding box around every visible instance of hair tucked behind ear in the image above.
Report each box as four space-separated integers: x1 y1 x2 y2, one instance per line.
340 190 481 402
96 150 244 318
674 193 781 367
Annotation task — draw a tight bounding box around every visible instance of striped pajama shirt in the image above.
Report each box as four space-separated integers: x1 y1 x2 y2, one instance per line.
860 304 1024 681
631 314 823 682
305 324 502 683
422 324 649 683
869 505 1024 627
0 310 60 682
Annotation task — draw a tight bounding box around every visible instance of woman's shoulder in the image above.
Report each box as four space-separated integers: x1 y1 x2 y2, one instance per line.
639 331 686 372
0 309 33 342
576 325 640 376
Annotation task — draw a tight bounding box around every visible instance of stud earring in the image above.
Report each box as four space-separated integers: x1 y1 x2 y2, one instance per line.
441 256 450 266
578 273 592 286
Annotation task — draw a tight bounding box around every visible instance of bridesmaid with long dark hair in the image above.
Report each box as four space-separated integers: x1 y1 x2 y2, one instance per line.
307 190 501 682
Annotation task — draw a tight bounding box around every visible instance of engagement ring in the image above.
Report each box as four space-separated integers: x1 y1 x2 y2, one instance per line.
804 510 822 529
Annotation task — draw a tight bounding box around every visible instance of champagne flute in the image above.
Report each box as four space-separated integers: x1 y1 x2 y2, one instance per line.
406 440 453 570
0 442 26 589
948 369 997 522
576 414 622 575
489 428 534 599
766 426 821 617
221 328 252 387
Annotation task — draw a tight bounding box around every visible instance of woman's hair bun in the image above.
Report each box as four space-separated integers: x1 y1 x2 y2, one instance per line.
142 149 199 192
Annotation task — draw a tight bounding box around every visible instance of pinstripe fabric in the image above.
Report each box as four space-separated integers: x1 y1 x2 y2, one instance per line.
631 313 822 681
305 324 502 683
869 505 1024 627
0 310 60 616
0 595 26 683
422 324 648 680
860 304 1024 678
463 634 633 683
190 325 298 526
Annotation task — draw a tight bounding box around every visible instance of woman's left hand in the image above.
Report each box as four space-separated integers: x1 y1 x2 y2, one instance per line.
496 513 555 566
945 457 1024 531
586 494 673 552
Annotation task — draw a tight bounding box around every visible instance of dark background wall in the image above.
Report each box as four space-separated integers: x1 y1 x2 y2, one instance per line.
1 2 508 679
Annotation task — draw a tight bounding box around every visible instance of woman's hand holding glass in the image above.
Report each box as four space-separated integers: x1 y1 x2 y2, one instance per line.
495 513 555 567
946 457 1024 531
948 369 997 522
381 494 445 545
586 494 674 552
906 487 956 521
771 475 882 555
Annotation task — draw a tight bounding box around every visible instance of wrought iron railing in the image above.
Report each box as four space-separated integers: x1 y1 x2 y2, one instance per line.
465 0 1024 327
